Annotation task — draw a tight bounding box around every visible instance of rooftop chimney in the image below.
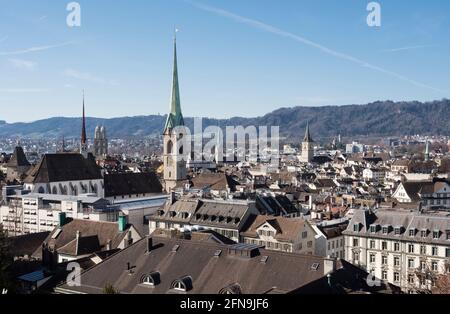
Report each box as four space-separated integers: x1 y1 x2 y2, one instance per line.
118 214 128 232
58 212 67 227
147 237 153 252
170 191 176 205
76 230 81 240
106 239 112 251
324 258 336 276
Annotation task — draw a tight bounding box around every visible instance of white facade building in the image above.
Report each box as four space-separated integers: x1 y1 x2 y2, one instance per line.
344 208 450 293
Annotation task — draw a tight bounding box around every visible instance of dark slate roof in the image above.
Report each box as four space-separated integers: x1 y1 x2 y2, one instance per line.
176 173 239 192
318 223 348 240
58 236 400 295
58 235 101 256
57 237 317 294
7 146 30 168
344 208 450 245
35 219 136 258
7 232 50 257
152 198 256 230
104 172 163 197
400 181 434 201
25 153 102 184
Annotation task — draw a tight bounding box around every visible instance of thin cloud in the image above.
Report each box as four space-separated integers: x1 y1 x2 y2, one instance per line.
9 58 37 71
380 45 437 53
187 1 449 94
64 68 119 86
37 15 48 22
0 41 74 56
0 88 50 93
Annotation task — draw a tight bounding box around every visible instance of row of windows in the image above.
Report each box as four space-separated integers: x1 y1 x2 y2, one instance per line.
328 238 344 251
362 223 443 239
368 254 439 271
352 238 441 257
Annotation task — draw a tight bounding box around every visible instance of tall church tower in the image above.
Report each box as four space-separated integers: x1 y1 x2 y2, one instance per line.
94 125 108 157
163 34 187 192
301 122 314 163
80 92 88 157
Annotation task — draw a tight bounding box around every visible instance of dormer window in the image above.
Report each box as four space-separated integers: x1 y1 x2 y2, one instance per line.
409 229 416 237
171 276 193 292
382 226 390 234
353 224 360 232
421 229 428 238
394 227 402 236
370 225 377 233
433 230 440 239
141 272 161 287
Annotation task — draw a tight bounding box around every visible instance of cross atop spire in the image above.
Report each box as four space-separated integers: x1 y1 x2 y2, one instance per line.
164 32 185 133
303 121 313 143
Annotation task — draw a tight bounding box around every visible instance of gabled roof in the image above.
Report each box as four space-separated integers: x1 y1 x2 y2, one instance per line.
7 146 30 168
56 236 326 294
241 215 310 243
58 235 101 256
177 173 239 192
37 218 137 258
25 153 102 184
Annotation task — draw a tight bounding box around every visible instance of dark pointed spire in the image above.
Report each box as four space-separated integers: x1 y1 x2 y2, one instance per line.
303 121 313 143
80 91 88 156
81 91 87 145
164 30 185 133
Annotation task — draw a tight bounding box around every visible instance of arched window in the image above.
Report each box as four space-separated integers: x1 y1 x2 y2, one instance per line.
38 187 45 194
52 186 58 195
93 184 98 195
179 145 184 155
171 276 193 292
167 140 173 154
141 272 160 286
219 283 242 295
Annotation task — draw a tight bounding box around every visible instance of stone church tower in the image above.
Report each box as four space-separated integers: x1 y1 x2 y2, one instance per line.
163 34 187 192
300 122 314 163
94 125 108 157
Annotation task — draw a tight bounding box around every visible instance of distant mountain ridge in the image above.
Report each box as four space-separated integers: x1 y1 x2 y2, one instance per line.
1 100 449 141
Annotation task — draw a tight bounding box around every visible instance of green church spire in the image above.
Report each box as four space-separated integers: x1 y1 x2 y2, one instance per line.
164 32 185 133
304 121 313 143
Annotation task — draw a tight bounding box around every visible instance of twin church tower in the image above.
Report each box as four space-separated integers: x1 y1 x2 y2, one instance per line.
162 35 314 192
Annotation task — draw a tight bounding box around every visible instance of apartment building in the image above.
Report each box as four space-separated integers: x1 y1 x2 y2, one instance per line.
344 208 450 293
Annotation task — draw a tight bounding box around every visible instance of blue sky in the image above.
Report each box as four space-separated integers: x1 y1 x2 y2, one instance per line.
0 0 449 122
